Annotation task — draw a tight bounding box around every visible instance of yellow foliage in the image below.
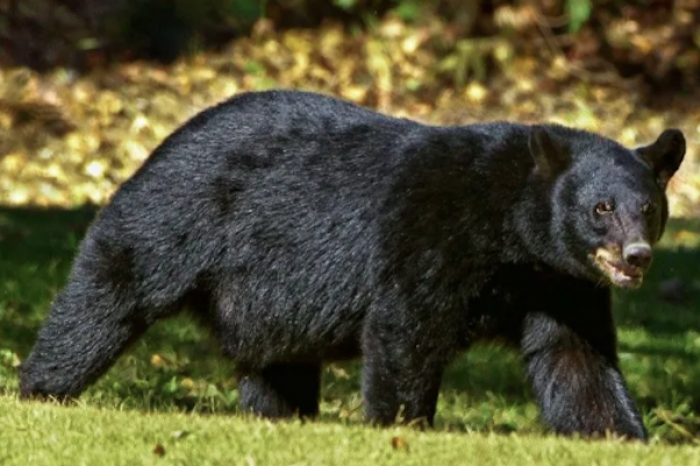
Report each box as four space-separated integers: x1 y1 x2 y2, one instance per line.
0 17 697 215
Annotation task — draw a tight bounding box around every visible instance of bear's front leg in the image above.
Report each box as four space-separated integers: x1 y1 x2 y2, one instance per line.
361 313 457 427
520 286 647 440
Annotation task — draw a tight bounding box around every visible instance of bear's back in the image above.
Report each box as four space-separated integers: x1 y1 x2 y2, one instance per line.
87 91 427 316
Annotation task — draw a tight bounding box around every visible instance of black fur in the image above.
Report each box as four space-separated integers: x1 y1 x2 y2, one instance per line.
19 90 685 440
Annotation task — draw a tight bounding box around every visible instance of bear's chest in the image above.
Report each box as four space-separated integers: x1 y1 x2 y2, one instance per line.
461 264 561 342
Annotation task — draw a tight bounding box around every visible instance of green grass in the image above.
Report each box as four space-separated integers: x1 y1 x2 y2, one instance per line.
1 206 700 464
3 397 700 466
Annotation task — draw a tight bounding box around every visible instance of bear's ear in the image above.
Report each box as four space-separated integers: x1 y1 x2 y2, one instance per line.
636 129 686 189
528 125 570 179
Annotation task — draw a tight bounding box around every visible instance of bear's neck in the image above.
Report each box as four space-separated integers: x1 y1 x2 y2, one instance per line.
387 124 539 270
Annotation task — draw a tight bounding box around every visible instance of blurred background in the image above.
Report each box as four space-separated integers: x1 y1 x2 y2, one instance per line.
0 0 698 214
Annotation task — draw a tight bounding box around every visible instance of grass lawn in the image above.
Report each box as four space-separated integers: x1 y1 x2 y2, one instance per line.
1 206 699 465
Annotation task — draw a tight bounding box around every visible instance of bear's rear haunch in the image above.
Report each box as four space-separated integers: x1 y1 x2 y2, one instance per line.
20 90 686 440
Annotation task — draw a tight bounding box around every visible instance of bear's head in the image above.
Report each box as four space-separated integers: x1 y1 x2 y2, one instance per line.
526 124 686 289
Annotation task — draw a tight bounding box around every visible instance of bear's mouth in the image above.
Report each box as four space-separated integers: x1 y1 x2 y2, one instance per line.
592 247 644 289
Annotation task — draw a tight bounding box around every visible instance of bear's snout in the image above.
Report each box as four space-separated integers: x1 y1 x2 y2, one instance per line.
622 241 652 271
592 244 648 289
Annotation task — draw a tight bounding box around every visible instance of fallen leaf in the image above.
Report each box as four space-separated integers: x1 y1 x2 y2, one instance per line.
390 436 410 452
172 430 190 439
153 443 165 456
150 354 165 368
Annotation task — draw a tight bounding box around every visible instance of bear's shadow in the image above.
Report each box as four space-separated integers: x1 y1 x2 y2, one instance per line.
1 206 699 420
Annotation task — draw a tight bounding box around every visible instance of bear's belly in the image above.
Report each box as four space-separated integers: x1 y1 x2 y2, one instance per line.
217 305 365 367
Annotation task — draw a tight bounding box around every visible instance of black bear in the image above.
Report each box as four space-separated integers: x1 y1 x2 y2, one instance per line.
20 90 685 440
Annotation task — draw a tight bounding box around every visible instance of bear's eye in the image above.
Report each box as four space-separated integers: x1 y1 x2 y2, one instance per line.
642 202 656 215
594 201 614 215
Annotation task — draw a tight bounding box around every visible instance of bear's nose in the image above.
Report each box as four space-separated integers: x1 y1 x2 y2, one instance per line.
623 242 652 270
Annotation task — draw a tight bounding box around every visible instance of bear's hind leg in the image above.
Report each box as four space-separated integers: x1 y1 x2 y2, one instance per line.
20 281 145 399
19 234 175 400
238 363 322 419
